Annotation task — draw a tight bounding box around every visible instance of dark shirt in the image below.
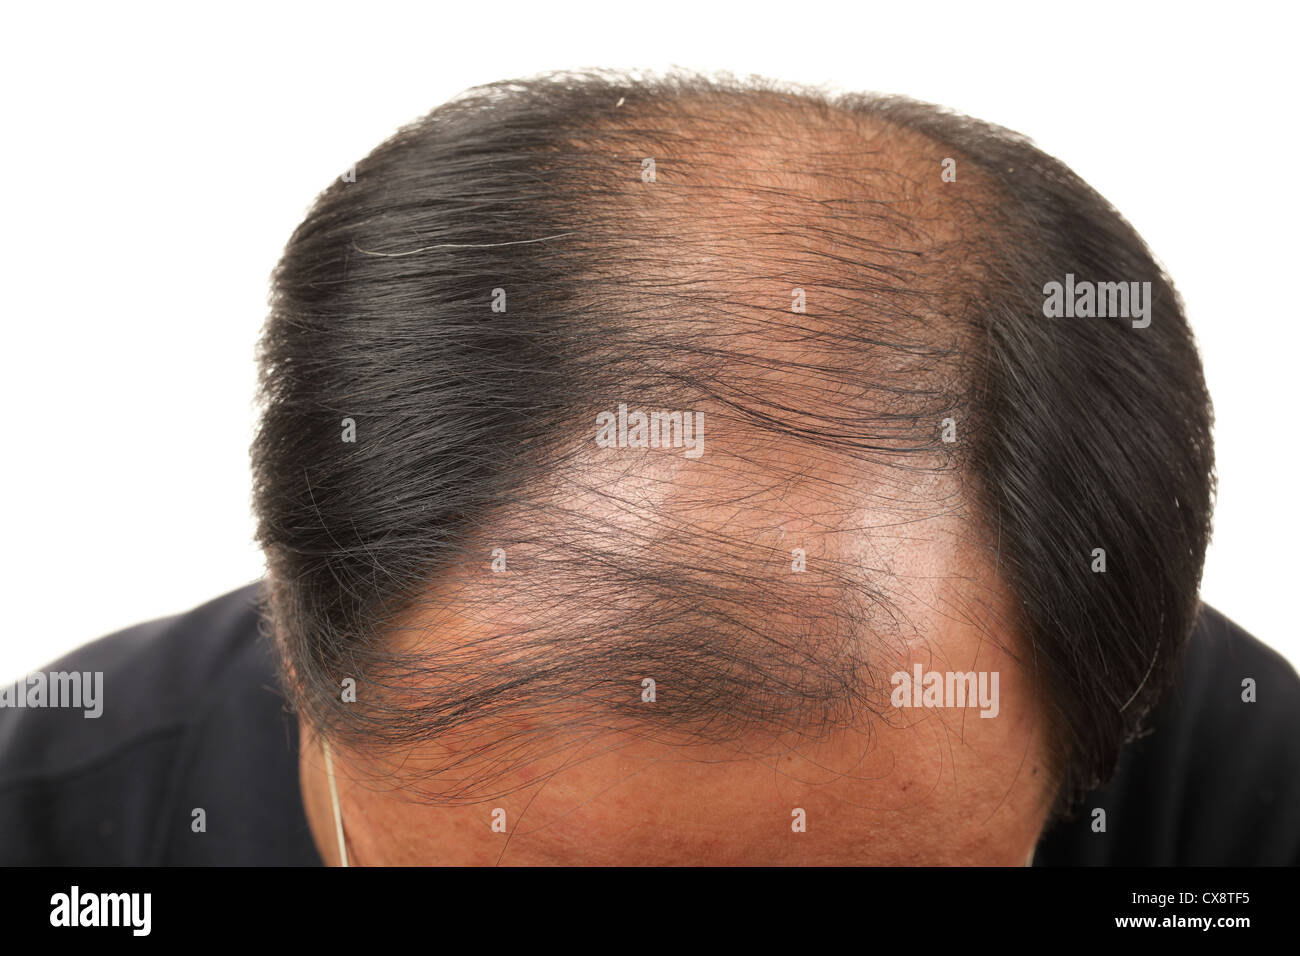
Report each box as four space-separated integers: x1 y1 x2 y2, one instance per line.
0 584 1296 865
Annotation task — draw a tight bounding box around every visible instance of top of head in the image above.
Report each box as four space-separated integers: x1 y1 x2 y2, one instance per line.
253 71 1213 817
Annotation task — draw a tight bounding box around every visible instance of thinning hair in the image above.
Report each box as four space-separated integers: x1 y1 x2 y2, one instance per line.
251 70 1214 812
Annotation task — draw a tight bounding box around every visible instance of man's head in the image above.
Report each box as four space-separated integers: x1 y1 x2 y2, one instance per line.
252 71 1214 864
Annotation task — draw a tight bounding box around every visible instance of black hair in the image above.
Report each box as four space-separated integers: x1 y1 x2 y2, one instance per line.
252 69 1214 813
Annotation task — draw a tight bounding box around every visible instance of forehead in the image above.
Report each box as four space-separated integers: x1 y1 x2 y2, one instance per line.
329 568 1051 864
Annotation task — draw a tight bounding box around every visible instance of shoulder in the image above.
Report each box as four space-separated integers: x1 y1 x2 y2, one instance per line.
0 584 320 865
1035 604 1300 865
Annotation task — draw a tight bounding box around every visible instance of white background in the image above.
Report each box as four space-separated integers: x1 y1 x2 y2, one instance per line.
1 0 1295 679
